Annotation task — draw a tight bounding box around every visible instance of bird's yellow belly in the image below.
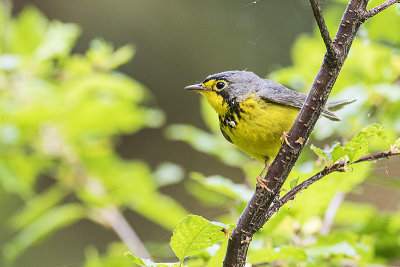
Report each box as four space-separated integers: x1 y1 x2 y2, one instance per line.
220 98 299 164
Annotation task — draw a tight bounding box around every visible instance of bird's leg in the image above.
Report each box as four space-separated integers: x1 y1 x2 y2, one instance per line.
280 130 294 148
256 163 272 192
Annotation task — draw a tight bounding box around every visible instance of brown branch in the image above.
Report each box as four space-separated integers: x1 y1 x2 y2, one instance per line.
266 151 400 221
362 0 400 19
222 0 400 265
309 0 337 58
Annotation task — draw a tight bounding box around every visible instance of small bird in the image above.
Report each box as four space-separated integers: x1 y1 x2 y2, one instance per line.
185 71 355 185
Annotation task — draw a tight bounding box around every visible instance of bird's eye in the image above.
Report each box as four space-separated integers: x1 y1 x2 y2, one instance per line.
215 81 226 90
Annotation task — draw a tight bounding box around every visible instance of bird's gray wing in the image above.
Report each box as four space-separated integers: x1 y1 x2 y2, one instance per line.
255 79 343 121
255 79 307 108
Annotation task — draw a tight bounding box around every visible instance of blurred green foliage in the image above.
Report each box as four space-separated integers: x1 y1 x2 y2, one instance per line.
0 3 187 266
1 1 400 267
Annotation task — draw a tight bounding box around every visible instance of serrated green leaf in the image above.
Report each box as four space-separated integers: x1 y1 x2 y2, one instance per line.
348 124 386 148
170 215 229 263
330 145 349 163
124 251 179 267
311 142 341 164
345 124 386 162
312 124 386 165
310 144 330 163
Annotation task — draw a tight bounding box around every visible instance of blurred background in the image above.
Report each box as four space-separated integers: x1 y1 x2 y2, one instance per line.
1 0 399 266
14 0 314 165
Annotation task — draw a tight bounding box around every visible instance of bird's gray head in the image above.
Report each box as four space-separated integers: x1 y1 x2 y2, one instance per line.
184 70 264 115
184 70 264 103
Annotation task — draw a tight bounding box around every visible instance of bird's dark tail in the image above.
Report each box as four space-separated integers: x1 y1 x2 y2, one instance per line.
322 98 357 121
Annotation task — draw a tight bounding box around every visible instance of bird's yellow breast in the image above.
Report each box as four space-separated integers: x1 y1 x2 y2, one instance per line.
217 94 299 163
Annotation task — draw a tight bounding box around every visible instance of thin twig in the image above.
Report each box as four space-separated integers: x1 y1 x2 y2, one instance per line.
54 132 153 260
309 0 337 58
320 192 345 235
100 206 152 259
362 0 400 19
267 151 400 219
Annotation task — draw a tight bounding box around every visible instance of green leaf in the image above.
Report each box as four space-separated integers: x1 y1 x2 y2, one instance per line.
189 172 253 202
154 162 185 187
125 251 179 267
85 243 139 267
345 123 386 162
310 144 332 164
306 241 357 258
330 142 350 163
87 39 135 70
305 232 361 260
34 21 80 61
290 177 299 189
206 241 228 267
170 215 230 263
131 193 188 230
248 246 307 264
311 124 386 165
6 6 48 54
165 124 249 167
9 185 68 230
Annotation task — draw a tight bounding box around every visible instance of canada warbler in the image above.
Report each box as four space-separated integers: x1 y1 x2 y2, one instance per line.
185 71 355 168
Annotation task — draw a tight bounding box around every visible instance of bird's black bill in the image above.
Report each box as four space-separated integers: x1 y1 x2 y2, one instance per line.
184 84 208 91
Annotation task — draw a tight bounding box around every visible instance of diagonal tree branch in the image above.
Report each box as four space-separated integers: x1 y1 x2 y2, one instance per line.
223 0 399 266
309 0 337 58
266 151 400 221
362 0 400 19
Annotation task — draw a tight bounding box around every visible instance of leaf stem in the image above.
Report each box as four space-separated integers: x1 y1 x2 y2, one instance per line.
362 0 400 19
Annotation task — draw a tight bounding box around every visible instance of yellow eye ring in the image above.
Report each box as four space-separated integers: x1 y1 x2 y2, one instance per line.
215 81 227 91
